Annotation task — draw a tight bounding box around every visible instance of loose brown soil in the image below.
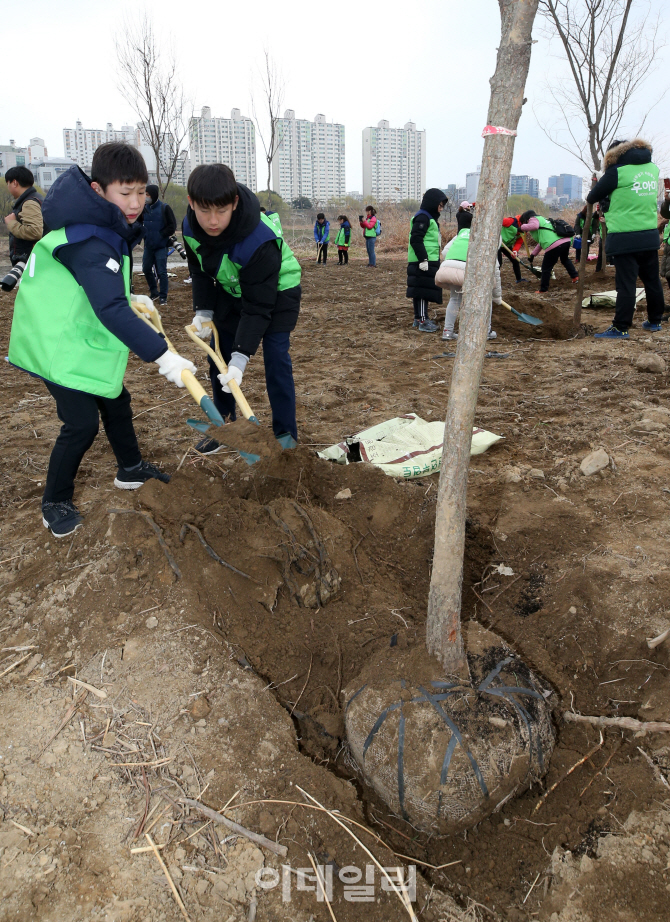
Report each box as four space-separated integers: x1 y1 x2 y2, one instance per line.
1 255 670 922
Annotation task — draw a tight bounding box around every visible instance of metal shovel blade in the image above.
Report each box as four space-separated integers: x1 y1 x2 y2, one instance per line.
500 300 543 326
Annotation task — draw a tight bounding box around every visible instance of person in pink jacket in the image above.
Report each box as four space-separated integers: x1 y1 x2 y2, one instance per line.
519 209 578 292
359 205 378 267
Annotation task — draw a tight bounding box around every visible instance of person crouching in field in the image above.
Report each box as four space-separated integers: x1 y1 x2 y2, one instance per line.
407 188 448 332
519 210 578 293
314 212 330 264
436 211 499 342
185 164 302 453
335 215 352 265
7 144 196 537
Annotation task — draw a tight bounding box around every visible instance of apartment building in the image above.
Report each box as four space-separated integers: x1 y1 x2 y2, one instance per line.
509 174 540 198
189 107 257 190
63 121 140 171
362 120 425 203
272 110 345 205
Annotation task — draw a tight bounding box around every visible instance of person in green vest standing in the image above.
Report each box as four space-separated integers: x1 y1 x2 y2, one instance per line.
335 215 352 265
587 139 665 338
659 185 670 305
436 211 500 341
499 215 525 283
185 163 302 453
519 210 578 292
7 145 196 537
359 205 378 267
407 188 448 332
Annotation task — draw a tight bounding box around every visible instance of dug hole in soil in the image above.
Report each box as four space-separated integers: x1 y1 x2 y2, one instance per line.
1 257 670 922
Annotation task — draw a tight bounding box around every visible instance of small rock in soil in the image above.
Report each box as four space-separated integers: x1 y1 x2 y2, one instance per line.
145 616 158 629
190 697 211 719
335 488 352 500
529 468 545 480
580 448 609 476
635 352 666 374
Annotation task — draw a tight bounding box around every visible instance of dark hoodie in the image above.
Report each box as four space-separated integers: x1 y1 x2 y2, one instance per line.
143 185 176 249
42 166 166 363
586 139 659 255
406 188 447 304
183 183 301 357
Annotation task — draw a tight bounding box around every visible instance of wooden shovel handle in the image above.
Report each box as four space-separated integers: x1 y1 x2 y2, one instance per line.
185 323 256 422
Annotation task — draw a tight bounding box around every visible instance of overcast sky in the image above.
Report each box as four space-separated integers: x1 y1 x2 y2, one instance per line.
7 0 669 193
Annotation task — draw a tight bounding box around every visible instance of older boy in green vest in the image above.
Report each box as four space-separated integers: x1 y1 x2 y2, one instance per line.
8 144 196 537
185 164 301 454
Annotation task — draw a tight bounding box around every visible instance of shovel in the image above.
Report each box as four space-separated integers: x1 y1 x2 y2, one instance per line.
499 299 543 326
185 321 297 460
131 301 224 428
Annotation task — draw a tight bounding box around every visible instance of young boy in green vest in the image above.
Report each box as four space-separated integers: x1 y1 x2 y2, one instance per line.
185 164 302 454
8 144 197 537
407 188 447 332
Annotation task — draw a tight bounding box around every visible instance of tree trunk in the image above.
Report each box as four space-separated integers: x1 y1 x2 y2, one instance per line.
573 175 597 328
426 0 540 675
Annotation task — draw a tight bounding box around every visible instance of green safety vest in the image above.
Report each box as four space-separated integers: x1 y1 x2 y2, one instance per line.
264 211 283 232
501 222 520 248
335 227 352 247
447 228 470 262
606 162 660 235
664 223 670 244
364 217 377 237
184 213 301 298
8 229 131 398
408 213 441 262
532 216 561 251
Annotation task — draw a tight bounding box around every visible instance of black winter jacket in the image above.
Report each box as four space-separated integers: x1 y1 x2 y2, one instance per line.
8 187 44 264
406 188 446 304
183 183 301 357
586 139 659 256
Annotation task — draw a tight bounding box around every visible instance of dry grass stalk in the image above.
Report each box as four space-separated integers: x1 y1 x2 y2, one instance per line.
647 628 670 649
564 711 670 733
145 833 192 922
0 652 32 678
67 677 107 698
35 690 88 760
308 851 338 922
534 732 604 813
180 797 288 857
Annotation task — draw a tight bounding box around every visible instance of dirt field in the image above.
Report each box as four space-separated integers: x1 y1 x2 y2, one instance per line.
1 253 670 922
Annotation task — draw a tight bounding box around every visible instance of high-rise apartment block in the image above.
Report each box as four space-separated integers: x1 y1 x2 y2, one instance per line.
466 168 481 203
189 107 257 190
272 111 345 204
548 173 583 201
509 174 539 198
362 120 425 203
63 121 140 171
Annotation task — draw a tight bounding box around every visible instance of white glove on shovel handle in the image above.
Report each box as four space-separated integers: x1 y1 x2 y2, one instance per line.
155 350 197 388
132 294 157 314
218 365 244 394
192 311 214 340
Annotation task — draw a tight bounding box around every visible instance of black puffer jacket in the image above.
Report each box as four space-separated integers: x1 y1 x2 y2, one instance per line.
406 188 447 304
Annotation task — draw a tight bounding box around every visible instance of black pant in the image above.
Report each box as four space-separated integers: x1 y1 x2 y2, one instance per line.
498 247 522 281
612 250 665 330
317 243 328 263
413 298 428 321
338 248 349 265
539 241 577 291
43 381 141 503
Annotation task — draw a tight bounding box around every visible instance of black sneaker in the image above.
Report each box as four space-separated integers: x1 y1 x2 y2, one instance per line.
114 460 170 490
159 298 167 306
195 437 222 455
42 501 83 538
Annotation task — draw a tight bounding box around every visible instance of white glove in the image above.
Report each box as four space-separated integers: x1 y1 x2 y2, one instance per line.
192 311 214 340
218 352 248 393
132 294 157 315
155 350 197 387
418 260 429 271
492 297 503 306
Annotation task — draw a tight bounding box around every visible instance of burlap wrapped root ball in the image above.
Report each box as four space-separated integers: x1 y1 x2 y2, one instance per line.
345 623 555 834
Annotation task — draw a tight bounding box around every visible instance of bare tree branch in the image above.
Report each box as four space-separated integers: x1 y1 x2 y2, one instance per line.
537 0 665 171
115 13 192 196
250 51 285 208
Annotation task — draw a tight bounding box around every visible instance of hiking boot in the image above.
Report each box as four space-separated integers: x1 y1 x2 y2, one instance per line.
114 460 170 490
642 320 662 332
442 330 458 341
418 319 438 333
487 330 497 340
42 500 83 538
195 437 223 455
594 325 629 339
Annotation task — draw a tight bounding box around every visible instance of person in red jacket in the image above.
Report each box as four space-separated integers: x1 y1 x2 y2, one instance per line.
359 205 378 267
499 215 525 283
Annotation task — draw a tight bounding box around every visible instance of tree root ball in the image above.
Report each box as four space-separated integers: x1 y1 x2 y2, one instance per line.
344 622 555 834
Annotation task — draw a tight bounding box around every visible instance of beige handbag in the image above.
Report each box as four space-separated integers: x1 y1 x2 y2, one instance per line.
435 261 466 289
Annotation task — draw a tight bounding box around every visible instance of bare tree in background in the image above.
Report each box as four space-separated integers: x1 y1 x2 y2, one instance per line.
537 1 664 172
251 52 284 209
116 14 191 196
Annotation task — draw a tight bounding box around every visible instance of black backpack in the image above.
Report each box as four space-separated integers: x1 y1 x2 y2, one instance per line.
548 217 574 239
